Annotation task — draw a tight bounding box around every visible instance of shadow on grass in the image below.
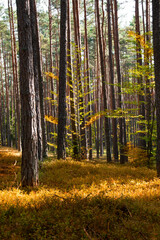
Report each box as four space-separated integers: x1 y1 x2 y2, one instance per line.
0 191 160 240
0 149 160 239
40 159 156 191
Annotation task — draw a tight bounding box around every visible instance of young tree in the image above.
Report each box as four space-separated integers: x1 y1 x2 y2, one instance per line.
16 0 38 186
72 0 87 159
57 0 67 159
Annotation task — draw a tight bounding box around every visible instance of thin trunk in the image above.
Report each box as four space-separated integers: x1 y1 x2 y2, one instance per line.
152 0 160 177
57 0 67 159
96 25 100 159
112 0 126 163
72 0 87 159
84 0 92 159
145 0 152 161
30 0 47 160
67 0 79 159
95 0 111 162
3 50 11 147
107 0 118 162
135 0 146 148
0 44 5 146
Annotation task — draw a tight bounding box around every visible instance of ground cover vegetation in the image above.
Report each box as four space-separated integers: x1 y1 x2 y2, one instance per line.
0 147 160 239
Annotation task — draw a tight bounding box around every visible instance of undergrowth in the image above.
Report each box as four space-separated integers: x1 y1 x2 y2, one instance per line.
0 147 160 239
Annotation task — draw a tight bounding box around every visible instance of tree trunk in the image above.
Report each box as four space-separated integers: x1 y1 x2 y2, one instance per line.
16 0 38 186
67 0 79 159
9 0 21 151
57 0 67 160
84 0 92 160
30 0 48 160
152 0 160 177
135 0 146 149
107 0 118 162
112 0 126 163
95 0 111 162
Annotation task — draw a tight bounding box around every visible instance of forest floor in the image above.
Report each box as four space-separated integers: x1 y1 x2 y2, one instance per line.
0 147 160 240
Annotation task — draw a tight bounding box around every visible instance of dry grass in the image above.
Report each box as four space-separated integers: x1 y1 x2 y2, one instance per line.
0 147 160 239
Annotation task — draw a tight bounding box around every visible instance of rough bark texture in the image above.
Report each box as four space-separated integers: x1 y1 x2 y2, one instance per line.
16 0 38 186
8 0 21 151
30 0 48 160
57 0 67 159
84 0 92 160
152 0 160 177
145 0 152 161
0 44 6 146
95 0 111 162
135 0 146 149
67 0 79 159
30 0 43 161
112 0 126 163
107 0 118 162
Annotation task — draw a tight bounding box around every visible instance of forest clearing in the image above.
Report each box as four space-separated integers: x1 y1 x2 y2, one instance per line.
0 146 160 239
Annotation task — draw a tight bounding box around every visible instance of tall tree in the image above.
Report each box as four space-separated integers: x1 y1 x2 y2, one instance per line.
135 0 146 149
95 0 111 162
16 0 38 186
84 0 92 160
145 0 152 161
107 0 118 162
30 0 48 160
8 0 21 151
57 0 67 159
67 0 79 159
152 0 160 177
112 0 127 163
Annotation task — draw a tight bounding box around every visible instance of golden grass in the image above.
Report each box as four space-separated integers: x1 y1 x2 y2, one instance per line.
0 147 160 239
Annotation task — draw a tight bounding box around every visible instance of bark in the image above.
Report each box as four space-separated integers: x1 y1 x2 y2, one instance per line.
48 0 55 146
2 48 11 147
107 0 118 162
67 0 79 159
112 0 126 163
16 0 38 186
95 25 100 159
84 0 92 160
152 0 160 177
95 0 111 162
145 0 152 161
135 0 146 148
10 0 21 151
57 0 67 159
30 0 48 160
0 44 5 146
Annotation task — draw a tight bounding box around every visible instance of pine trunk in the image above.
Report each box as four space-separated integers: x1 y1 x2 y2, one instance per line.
16 0 38 186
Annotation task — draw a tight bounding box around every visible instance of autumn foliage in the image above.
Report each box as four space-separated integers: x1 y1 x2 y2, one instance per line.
0 147 160 239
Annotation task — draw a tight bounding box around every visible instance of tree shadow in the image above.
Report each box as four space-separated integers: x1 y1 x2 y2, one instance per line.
40 159 156 192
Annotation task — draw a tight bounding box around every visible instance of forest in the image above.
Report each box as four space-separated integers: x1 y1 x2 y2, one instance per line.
0 0 160 239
